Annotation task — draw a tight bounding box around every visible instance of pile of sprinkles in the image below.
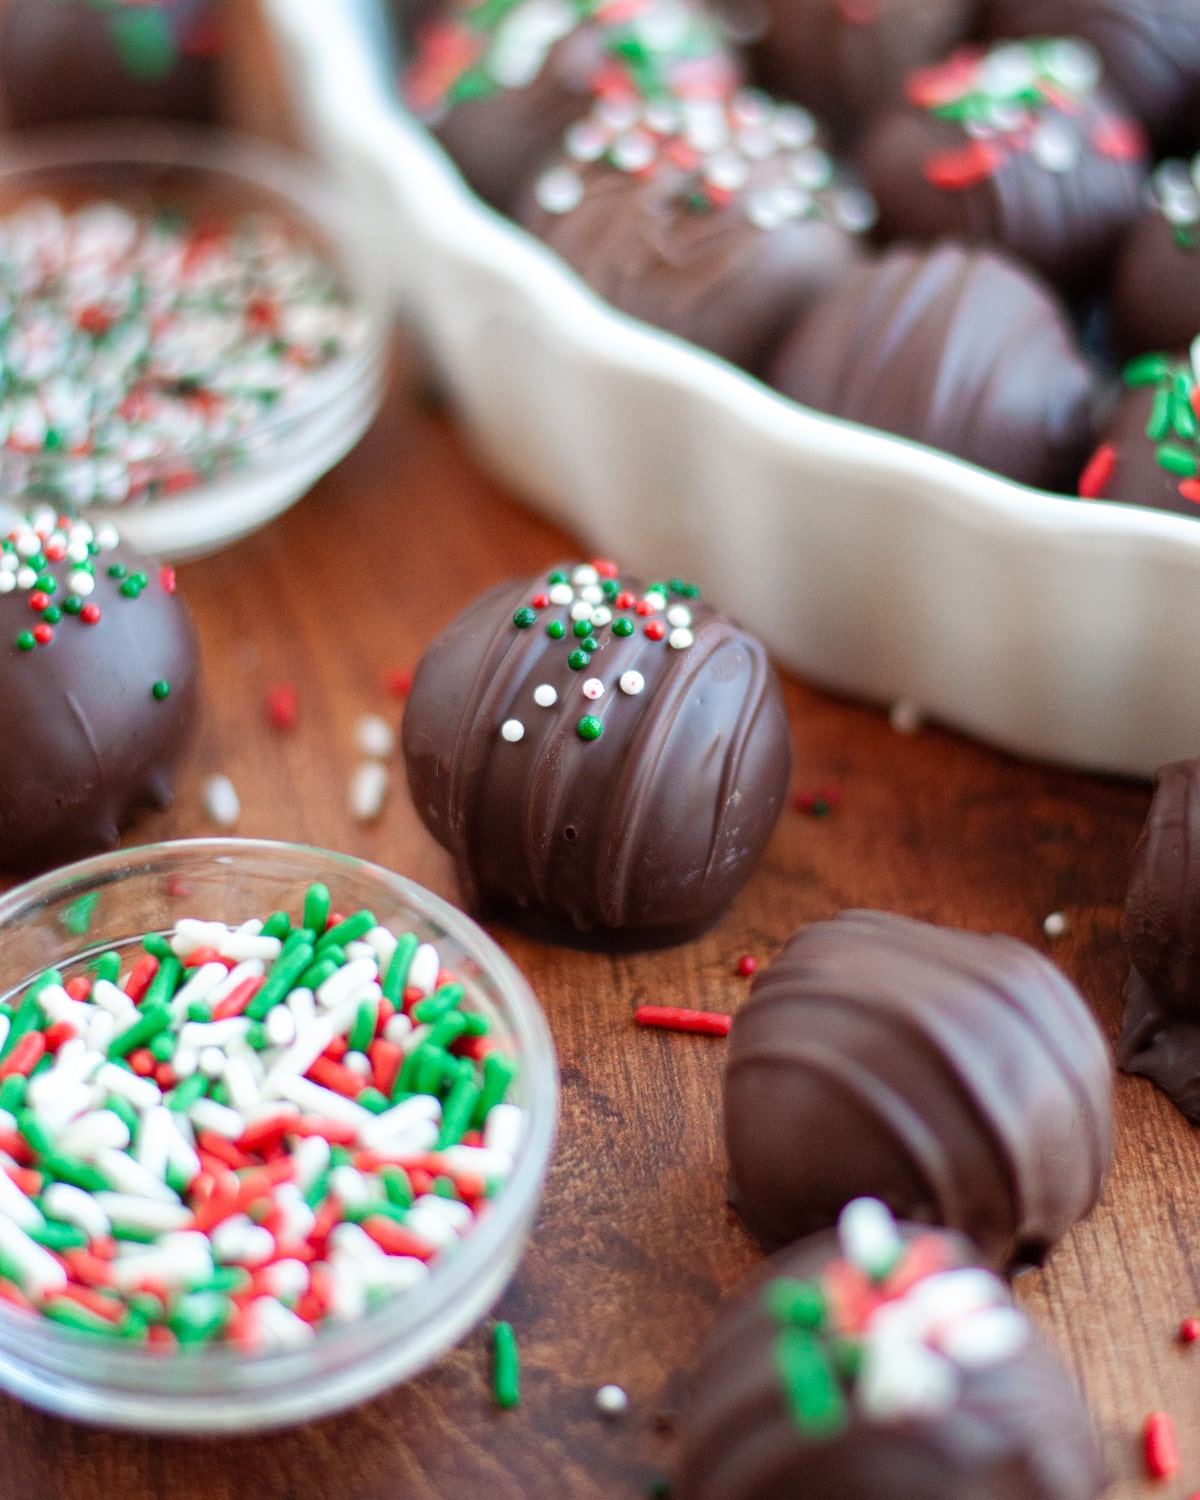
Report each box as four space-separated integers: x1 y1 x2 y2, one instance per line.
0 884 522 1352
0 197 360 508
1 507 173 657
534 88 875 232
1080 339 1200 503
405 0 735 121
765 1199 1026 1436
905 39 1145 191
1147 154 1200 251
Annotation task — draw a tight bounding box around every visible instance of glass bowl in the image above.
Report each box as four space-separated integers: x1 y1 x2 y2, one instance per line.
0 123 391 561
0 838 557 1432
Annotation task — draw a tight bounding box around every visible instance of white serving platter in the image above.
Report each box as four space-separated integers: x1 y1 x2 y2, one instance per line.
268 0 1200 779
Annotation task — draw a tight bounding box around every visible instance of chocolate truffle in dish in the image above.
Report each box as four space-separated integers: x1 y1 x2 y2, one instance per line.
857 39 1147 291
982 0 1200 152
1110 155 1200 357
750 0 977 142
768 241 1096 491
402 562 792 949
677 1202 1106 1500
1076 347 1200 518
517 90 874 374
1118 758 1200 1120
0 510 199 875
402 0 740 211
723 911 1113 1269
0 0 220 128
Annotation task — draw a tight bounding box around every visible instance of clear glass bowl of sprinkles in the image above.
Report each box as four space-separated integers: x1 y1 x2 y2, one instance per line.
0 123 391 561
0 839 557 1432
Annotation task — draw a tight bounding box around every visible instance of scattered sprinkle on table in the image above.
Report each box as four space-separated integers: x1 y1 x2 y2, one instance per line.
793 785 842 817
0 197 361 509
634 1007 732 1037
889 700 923 735
1043 911 1068 939
348 762 389 824
596 1383 629 1418
1144 1411 1180 1479
266 684 299 732
735 955 758 978
354 714 395 760
383 668 412 699
203 774 240 828
0 886 522 1351
1181 1317 1200 1344
493 1319 521 1409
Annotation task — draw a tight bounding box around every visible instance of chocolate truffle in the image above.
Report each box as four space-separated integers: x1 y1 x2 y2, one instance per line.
0 0 220 129
677 1202 1105 1500
724 911 1113 1269
1118 759 1200 1119
1076 349 1200 518
858 40 1147 291
750 0 975 142
402 561 792 949
0 510 199 874
402 0 740 211
1110 156 1200 357
516 91 874 374
982 0 1200 152
768 242 1097 491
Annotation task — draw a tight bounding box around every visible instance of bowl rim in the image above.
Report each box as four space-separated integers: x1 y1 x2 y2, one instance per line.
0 119 393 476
0 836 559 1383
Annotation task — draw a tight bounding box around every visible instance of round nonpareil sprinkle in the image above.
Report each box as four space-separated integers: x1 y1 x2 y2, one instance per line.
0 885 522 1351
596 1383 629 1417
500 719 525 743
1042 911 1068 939
533 684 557 708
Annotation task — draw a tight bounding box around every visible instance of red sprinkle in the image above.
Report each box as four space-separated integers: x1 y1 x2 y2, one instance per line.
0 1032 45 1080
1077 442 1116 500
1181 1317 1200 1344
593 559 619 579
42 1021 76 1053
159 566 177 594
127 1048 156 1077
4 1166 42 1197
368 1038 403 1099
211 975 265 1021
383 667 412 698
635 1005 732 1037
735 954 758 978
32 623 53 645
196 1132 252 1172
1144 1411 1180 1479
29 591 49 613
123 954 159 1003
923 140 1003 190
80 603 101 625
1179 478 1200 507
308 1056 366 1098
360 1216 437 1261
266 683 299 732
793 783 843 815
1092 115 1147 161
644 620 666 641
64 976 91 1002
290 1116 357 1146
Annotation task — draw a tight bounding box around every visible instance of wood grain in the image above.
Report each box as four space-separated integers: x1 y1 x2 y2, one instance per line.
0 349 1188 1499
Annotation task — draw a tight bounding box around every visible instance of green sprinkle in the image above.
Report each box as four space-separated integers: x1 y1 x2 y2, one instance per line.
1157 442 1199 477
299 956 340 993
167 1072 207 1112
148 1031 176 1063
141 933 173 960
381 1166 413 1209
567 650 589 671
110 8 177 82
29 1219 88 1251
41 1153 110 1194
105 1096 139 1137
580 635 597 652
546 620 565 639
142 955 182 1011
63 597 83 616
261 911 292 941
349 998 376 1054
43 1300 115 1337
16 632 35 652
572 619 592 638
428 1010 469 1052
90 951 121 984
1147 385 1172 441
151 680 171 700
577 715 603 740
107 563 127 580
412 982 465 1025
107 1001 172 1059
438 1074 481 1148
0 1076 26 1114
171 1291 230 1346
42 606 61 625
1124 353 1173 387
547 570 567 584
612 617 634 637
121 579 144 599
493 1321 521 1409
1174 390 1199 442
512 607 537 629
432 1175 459 1199
473 1053 517 1127
412 1043 453 1097
358 1087 390 1114
764 1277 826 1331
382 933 419 1004
245 940 316 1020
318 910 376 951
772 1327 846 1439
302 883 331 934
166 1161 192 1197
187 1000 212 1024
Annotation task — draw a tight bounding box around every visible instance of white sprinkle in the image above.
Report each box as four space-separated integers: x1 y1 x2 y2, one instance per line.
889 699 923 735
328 1165 371 1210
276 1075 374 1134
570 599 593 622
572 565 599 586
223 1054 261 1114
15 567 35 590
41 1182 109 1241
582 677 605 701
91 978 138 1024
261 1257 309 1303
535 166 583 215
668 627 693 650
216 932 281 965
198 1045 226 1080
354 713 395 759
0 1213 67 1298
365 925 398 972
1030 119 1080 174
0 1168 43 1231
132 1105 176 1181
358 1254 430 1294
108 1231 211 1292
409 1193 473 1237
548 582 573 606
383 1012 414 1047
93 1147 180 1204
211 1214 275 1266
188 1098 246 1140
265 1004 296 1048
407 943 441 997
838 1197 902 1279
438 1144 514 1183
180 1017 252 1051
590 606 612 627
349 761 389 823
253 1294 315 1350
500 719 525 744
203 774 240 827
94 1062 161 1111
94 1193 192 1234
642 590 667 611
0 575 13 594
67 569 95 597
316 956 378 1011
484 1101 523 1158
596 1384 629 1418
533 684 557 708
56 1109 130 1159
666 605 692 628
939 1305 1028 1367
362 1117 440 1157
291 1136 330 1194
1043 911 1068 939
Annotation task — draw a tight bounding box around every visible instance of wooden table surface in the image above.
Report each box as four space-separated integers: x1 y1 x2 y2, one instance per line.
0 345 1192 1500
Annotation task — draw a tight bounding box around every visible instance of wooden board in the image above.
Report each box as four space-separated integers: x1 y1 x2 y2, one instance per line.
0 350 1190 1500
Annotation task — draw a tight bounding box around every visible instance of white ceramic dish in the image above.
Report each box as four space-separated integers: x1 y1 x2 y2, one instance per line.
269 0 1200 779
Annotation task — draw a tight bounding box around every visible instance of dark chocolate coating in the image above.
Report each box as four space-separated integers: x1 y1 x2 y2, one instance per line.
857 72 1146 290
516 150 866 375
724 911 1113 1269
751 0 976 142
1118 760 1200 1120
768 242 1097 491
982 0 1200 152
0 0 219 129
0 530 199 875
1111 204 1200 358
1082 383 1200 518
402 568 792 948
677 1225 1106 1500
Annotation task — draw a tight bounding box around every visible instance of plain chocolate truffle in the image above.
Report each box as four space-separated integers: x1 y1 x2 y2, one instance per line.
982 0 1200 152
402 561 792 949
0 511 199 875
517 91 873 374
858 39 1147 291
677 1207 1106 1500
1110 156 1200 358
768 241 1097 491
723 911 1113 1270
1118 759 1200 1119
750 0 975 142
1077 352 1200 518
0 0 220 129
402 0 739 211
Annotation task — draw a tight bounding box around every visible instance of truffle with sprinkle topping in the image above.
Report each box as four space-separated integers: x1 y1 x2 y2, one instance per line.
1111 155 1200 358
